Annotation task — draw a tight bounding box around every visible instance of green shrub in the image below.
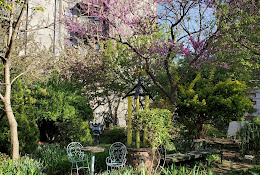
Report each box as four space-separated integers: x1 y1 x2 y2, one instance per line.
0 152 9 165
25 71 93 143
206 154 219 167
134 108 172 148
55 117 93 146
0 156 44 175
0 117 10 154
237 118 260 157
249 165 260 174
100 127 127 144
94 148 110 173
0 79 40 155
204 124 227 138
34 143 71 175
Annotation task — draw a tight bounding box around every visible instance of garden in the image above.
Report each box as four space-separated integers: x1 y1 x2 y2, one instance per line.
0 0 259 174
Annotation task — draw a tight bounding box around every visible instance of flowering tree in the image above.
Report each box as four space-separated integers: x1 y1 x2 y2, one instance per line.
64 0 234 110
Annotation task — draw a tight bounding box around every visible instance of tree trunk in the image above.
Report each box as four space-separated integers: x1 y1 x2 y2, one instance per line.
4 61 19 159
169 87 178 113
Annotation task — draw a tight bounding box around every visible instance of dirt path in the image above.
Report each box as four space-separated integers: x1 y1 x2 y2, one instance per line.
213 150 255 174
202 138 257 174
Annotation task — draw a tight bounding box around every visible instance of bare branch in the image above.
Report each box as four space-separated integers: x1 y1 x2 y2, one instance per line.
110 36 148 60
5 0 28 60
20 22 55 33
177 26 210 42
10 71 28 85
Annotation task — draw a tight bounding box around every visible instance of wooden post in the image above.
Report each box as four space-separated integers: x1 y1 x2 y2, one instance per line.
136 96 140 148
127 96 132 147
143 95 149 147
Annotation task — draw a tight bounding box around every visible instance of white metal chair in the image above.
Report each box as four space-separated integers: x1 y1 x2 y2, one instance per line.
67 142 90 175
106 142 127 170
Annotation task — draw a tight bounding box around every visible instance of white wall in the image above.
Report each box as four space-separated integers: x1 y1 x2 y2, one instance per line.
245 90 260 117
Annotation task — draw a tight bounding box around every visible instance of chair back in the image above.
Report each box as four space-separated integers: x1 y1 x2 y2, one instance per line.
67 142 85 162
109 142 127 163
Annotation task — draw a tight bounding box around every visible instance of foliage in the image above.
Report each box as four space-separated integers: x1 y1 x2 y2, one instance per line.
134 108 172 148
0 79 40 155
0 156 44 175
55 118 93 146
94 148 110 173
63 0 224 111
206 154 219 167
59 37 138 126
99 167 149 175
28 71 93 121
100 127 127 144
237 118 260 157
225 166 260 175
34 143 71 175
215 0 260 88
204 124 226 138
0 0 55 158
0 0 12 11
0 116 10 153
24 71 93 144
160 164 216 175
249 165 260 175
14 79 40 155
177 73 253 138
0 152 9 163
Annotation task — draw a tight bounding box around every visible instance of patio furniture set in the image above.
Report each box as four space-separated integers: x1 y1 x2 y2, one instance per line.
67 142 127 175
67 140 221 175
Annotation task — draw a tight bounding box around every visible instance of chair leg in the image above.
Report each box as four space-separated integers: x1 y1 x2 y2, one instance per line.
71 162 74 175
83 162 85 175
76 162 79 175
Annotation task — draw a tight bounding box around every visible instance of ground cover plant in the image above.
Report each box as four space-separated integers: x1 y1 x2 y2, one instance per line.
0 153 44 175
33 143 71 175
161 164 216 175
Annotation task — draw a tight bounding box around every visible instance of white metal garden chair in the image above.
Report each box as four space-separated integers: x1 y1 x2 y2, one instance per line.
106 142 127 170
67 142 90 175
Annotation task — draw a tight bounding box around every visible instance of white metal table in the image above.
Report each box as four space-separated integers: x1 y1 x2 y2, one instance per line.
81 146 105 175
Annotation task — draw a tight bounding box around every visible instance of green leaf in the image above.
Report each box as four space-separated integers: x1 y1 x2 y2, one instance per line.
32 7 44 12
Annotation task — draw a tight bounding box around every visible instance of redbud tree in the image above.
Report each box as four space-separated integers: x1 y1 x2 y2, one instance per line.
64 0 233 110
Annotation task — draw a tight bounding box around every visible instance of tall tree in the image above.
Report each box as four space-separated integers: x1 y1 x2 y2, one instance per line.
215 0 259 87
0 0 28 159
0 0 51 159
177 72 253 138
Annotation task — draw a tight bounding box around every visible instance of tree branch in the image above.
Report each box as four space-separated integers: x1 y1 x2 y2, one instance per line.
176 29 219 87
237 40 260 56
145 59 172 100
20 22 55 33
5 0 28 60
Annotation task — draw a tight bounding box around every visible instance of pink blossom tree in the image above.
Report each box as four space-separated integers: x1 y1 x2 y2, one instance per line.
63 0 229 109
